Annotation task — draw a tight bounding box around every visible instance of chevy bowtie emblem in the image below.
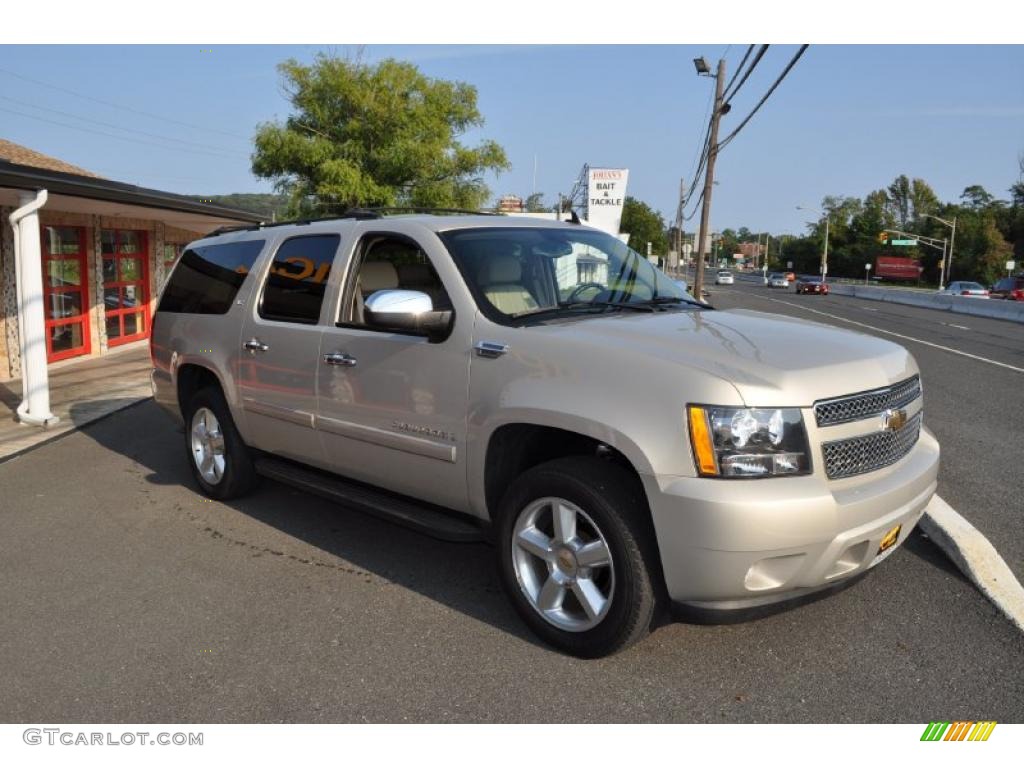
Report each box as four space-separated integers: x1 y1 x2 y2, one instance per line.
881 408 907 432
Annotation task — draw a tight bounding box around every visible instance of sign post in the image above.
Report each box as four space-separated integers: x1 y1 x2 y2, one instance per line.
1007 260 1017 276
864 263 872 285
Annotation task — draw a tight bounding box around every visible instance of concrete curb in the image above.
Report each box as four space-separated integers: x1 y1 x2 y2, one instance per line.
921 494 1024 633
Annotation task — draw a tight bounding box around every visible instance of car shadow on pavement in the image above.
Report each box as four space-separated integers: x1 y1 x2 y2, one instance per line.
71 399 970 649
71 399 546 650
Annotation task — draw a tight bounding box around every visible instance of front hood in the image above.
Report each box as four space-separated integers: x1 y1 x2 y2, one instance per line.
529 308 916 406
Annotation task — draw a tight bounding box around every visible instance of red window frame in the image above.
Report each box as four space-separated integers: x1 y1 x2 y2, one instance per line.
102 229 151 347
41 225 92 363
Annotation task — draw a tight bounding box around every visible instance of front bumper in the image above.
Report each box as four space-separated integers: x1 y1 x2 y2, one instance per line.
642 427 940 608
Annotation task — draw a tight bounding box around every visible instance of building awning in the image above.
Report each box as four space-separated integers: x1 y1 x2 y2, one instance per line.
0 159 264 231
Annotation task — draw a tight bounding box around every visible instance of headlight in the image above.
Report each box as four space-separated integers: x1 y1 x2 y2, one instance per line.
687 405 811 478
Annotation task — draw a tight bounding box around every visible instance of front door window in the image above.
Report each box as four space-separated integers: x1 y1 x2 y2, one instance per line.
42 225 91 362
102 229 150 346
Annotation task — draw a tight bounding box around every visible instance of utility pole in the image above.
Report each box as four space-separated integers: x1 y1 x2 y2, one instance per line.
694 58 726 300
673 177 685 277
822 216 830 284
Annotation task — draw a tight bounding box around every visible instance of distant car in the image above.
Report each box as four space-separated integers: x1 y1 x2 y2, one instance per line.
940 281 989 299
795 276 830 295
990 275 1024 301
766 272 789 289
715 270 734 285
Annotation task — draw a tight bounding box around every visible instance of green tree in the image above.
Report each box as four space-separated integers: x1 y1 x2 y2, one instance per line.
525 192 546 212
620 197 668 256
252 54 510 217
960 185 995 210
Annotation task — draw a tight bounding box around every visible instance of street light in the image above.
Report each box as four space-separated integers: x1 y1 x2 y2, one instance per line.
693 57 711 75
920 213 957 290
797 205 830 284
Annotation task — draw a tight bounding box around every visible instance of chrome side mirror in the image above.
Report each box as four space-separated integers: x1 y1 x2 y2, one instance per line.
363 290 453 342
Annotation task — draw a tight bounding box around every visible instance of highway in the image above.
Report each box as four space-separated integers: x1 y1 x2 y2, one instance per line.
704 273 1024 585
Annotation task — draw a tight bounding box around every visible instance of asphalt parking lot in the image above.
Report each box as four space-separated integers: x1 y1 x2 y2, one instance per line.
1 399 1021 723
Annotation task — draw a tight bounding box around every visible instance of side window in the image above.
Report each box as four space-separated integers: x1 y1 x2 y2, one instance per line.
258 234 340 324
157 239 265 314
340 236 452 327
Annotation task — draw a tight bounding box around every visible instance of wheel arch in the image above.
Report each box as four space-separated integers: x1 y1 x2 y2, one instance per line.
478 416 654 522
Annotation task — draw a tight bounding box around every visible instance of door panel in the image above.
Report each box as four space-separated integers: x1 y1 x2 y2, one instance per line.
316 231 471 512
237 234 341 467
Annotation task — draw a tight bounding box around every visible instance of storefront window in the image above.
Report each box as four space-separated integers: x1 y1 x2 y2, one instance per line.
42 225 91 362
102 229 150 346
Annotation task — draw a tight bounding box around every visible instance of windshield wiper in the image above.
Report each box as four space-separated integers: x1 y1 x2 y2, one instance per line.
513 300 655 321
644 295 706 308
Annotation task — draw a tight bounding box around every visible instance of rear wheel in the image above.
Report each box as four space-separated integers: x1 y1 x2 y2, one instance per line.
184 386 257 500
497 456 660 657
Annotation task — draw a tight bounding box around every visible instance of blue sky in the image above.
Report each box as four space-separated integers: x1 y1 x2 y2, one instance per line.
1 44 1021 234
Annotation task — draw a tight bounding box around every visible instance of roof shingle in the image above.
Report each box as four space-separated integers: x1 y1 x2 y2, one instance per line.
0 138 103 179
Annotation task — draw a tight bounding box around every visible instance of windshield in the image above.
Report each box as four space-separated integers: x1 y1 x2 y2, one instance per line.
440 226 702 322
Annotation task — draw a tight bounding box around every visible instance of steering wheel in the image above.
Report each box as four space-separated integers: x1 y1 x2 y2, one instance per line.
566 282 606 303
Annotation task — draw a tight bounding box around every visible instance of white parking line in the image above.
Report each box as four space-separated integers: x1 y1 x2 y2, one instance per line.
942 322 971 330
727 291 1024 375
922 495 1024 633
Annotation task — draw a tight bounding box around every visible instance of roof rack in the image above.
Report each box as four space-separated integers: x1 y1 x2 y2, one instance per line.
206 206 502 238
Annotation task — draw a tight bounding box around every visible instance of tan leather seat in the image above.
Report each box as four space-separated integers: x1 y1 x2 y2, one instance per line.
482 255 538 314
351 261 400 323
360 261 399 295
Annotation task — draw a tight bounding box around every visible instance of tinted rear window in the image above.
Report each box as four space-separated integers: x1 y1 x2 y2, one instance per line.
258 234 340 324
158 240 265 314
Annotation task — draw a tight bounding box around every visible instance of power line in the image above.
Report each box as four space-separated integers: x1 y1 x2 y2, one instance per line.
722 45 755 97
0 94 249 156
0 66 252 141
718 45 809 150
723 45 769 104
0 106 248 161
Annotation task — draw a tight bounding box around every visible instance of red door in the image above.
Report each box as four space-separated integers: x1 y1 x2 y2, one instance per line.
42 225 92 362
101 229 150 347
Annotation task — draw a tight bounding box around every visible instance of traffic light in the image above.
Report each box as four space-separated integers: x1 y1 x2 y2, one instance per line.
878 231 888 244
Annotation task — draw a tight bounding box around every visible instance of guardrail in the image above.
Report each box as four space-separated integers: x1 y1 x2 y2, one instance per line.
723 272 1024 323
824 283 1024 323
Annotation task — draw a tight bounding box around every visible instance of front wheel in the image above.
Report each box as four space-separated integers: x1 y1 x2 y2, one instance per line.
496 456 661 657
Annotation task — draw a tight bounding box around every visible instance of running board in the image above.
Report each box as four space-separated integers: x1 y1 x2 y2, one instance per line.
253 456 484 543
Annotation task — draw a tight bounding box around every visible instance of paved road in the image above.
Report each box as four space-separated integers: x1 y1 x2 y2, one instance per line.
0 402 1021 722
703 274 1024 584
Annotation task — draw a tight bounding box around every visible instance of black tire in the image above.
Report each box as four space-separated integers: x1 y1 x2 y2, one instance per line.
496 456 661 658
183 386 257 500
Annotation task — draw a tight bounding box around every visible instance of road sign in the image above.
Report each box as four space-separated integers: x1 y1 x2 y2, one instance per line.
1007 260 1016 272
891 239 917 246
786 261 793 268
865 263 872 270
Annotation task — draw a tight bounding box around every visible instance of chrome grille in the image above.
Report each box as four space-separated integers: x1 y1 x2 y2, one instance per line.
814 375 921 427
822 412 922 480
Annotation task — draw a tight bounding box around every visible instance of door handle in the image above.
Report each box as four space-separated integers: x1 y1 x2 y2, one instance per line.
323 352 357 367
243 338 269 353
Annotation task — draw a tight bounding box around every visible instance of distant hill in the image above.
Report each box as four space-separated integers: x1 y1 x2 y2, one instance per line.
188 193 289 220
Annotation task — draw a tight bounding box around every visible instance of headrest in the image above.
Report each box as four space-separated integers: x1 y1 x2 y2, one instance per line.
361 261 399 292
482 255 522 285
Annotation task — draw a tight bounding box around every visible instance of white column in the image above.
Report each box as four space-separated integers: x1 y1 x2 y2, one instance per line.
10 190 58 427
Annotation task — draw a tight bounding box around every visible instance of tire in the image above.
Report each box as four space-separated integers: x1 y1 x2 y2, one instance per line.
496 456 661 658
183 386 257 500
